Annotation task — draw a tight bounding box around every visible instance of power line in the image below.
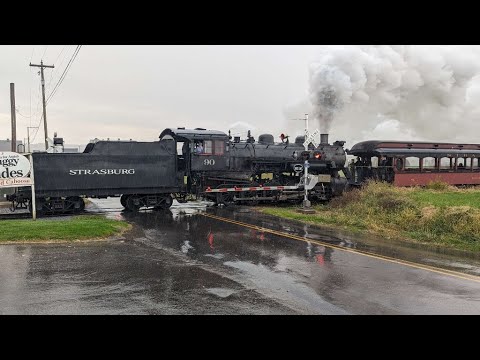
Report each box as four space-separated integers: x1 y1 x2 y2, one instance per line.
46 45 82 104
29 46 37 126
42 45 48 59
53 45 67 63
30 82 43 127
47 45 81 103
30 89 45 143
47 45 68 89
34 83 42 115
30 114 43 143
28 45 82 144
16 108 35 118
30 60 55 150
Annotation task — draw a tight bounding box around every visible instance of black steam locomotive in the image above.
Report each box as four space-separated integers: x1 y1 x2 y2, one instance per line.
7 127 349 214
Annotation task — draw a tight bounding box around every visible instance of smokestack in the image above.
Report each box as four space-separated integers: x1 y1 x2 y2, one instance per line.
320 133 329 144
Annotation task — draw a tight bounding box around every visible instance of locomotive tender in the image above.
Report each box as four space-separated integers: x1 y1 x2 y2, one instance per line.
8 127 349 214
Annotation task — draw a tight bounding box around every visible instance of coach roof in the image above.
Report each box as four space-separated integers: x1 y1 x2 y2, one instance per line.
349 140 480 155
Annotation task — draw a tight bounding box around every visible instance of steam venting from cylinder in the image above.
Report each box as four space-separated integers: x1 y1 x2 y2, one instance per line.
320 133 329 145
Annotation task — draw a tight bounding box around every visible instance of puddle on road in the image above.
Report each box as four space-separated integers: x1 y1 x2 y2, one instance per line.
89 198 480 278
205 288 238 298
224 260 349 315
204 254 225 260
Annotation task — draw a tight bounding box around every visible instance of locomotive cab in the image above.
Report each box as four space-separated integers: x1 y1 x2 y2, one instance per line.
189 137 229 172
159 128 230 190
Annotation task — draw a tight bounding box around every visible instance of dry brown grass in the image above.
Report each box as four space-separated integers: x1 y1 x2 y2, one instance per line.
264 180 480 251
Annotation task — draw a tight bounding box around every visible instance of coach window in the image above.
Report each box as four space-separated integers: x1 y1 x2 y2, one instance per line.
440 157 451 170
214 140 224 155
474 158 480 169
423 157 436 171
405 157 419 170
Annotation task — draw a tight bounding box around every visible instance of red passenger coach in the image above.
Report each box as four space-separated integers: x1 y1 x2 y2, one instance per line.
348 141 480 187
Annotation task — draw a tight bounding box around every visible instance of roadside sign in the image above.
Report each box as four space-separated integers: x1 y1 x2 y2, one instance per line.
304 160 310 168
0 177 33 188
0 152 33 188
0 152 36 220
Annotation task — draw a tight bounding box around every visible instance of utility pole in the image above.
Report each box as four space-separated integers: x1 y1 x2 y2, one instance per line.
30 60 54 151
10 83 16 152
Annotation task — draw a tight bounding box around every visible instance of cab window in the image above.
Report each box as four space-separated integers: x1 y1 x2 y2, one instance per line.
203 140 213 155
214 141 224 155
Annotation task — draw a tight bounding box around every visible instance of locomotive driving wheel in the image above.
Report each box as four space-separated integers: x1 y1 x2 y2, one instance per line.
216 192 234 206
215 185 234 206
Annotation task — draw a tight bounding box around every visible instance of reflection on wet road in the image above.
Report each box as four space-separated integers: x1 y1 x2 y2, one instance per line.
1 198 480 314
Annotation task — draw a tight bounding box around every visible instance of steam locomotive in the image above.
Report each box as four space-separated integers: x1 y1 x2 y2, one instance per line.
7 127 349 214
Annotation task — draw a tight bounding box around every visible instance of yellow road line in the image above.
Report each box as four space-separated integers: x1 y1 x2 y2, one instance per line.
202 212 480 284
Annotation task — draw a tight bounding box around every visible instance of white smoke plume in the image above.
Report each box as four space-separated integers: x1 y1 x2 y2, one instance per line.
296 45 480 145
228 121 257 139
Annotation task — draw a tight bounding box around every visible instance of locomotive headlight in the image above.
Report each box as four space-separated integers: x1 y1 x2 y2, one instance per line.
314 152 322 159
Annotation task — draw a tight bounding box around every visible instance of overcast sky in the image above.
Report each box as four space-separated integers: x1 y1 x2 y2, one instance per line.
0 45 323 147
2 45 480 150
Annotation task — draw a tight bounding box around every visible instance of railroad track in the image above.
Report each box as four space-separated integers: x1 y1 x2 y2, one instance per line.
0 212 32 220
0 207 160 220
0 203 212 220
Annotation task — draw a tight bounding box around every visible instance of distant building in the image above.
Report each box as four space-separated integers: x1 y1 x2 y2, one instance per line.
88 138 135 143
0 139 24 152
28 143 85 153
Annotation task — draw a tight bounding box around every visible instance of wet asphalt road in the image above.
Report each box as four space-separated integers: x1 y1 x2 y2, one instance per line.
1 198 480 314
